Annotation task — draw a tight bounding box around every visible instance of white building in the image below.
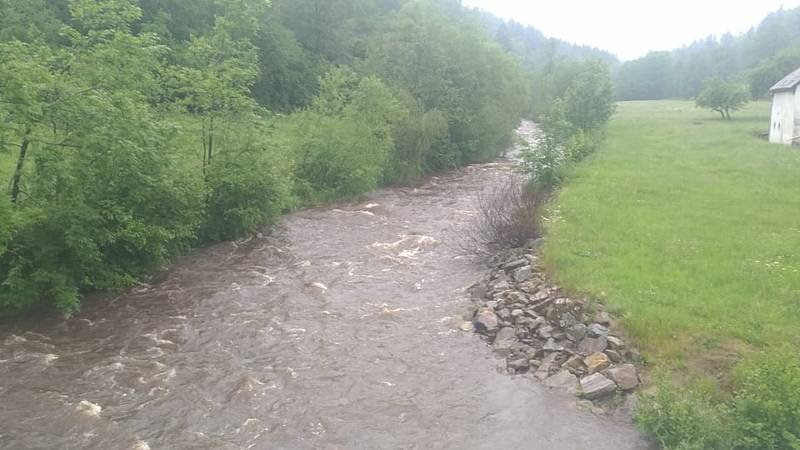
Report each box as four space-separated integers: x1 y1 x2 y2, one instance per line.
769 67 800 145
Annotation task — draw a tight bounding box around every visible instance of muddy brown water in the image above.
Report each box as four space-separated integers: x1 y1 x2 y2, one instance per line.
0 122 649 449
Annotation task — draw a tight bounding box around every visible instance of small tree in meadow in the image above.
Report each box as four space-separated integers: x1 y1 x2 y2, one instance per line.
696 78 750 119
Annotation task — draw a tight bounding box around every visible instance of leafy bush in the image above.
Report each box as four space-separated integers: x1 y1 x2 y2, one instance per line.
733 350 800 449
636 350 800 449
286 69 403 203
524 130 567 190
203 141 292 242
636 381 737 450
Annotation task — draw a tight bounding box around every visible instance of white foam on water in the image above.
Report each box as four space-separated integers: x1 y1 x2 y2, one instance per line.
42 354 59 365
399 248 420 258
142 333 176 347
145 347 164 358
311 282 327 292
132 439 151 450
77 400 102 417
237 418 261 434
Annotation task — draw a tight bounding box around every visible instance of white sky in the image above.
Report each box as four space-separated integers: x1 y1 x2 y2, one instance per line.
462 0 800 61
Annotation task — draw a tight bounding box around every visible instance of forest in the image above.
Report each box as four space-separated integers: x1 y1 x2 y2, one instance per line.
0 0 612 316
614 6 800 100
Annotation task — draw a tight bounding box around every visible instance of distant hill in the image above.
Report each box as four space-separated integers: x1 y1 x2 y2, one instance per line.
472 10 619 71
615 6 800 100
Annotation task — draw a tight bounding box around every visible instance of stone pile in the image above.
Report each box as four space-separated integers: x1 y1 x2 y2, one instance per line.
465 240 641 406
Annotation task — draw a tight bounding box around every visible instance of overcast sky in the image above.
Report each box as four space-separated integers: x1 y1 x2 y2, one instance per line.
461 0 800 61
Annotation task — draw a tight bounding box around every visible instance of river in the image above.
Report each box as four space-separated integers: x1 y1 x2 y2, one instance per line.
0 121 648 449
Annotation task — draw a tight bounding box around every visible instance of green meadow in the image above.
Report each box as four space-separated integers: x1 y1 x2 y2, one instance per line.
544 100 800 378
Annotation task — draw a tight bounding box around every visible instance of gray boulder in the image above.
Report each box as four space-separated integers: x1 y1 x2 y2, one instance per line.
544 369 580 394
578 336 607 355
607 364 639 391
474 308 499 333
580 373 617 399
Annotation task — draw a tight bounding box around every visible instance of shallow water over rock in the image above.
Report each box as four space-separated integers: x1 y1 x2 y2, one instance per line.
0 121 648 449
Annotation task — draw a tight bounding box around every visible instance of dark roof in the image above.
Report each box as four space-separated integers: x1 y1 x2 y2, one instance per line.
770 67 800 93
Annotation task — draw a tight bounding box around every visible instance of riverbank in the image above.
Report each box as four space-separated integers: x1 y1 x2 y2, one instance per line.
464 241 643 412
542 100 800 447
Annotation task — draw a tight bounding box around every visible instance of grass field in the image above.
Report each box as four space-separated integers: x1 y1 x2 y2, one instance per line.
544 100 800 381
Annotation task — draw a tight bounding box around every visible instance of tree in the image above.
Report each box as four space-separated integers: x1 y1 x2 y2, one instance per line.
696 78 750 119
561 59 616 131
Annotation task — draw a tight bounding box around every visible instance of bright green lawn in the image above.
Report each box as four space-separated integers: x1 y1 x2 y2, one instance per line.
545 100 800 375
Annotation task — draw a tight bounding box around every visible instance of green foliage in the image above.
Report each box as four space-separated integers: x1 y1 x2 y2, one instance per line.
362 0 527 168
733 350 800 449
523 59 614 189
203 135 291 241
636 381 736 450
748 46 800 98
0 0 543 316
560 60 616 131
523 129 566 190
0 196 14 259
696 78 750 119
636 350 800 449
283 69 402 203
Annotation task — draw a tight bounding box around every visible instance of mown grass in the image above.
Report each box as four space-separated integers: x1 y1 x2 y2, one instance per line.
544 100 800 379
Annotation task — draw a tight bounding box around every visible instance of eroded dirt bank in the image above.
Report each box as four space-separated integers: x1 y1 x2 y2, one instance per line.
0 121 648 449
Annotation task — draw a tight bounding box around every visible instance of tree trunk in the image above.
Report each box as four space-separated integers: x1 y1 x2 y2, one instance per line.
9 127 31 204
718 109 725 119
725 109 731 120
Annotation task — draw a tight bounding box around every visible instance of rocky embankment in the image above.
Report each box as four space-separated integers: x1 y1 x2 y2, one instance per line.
463 240 641 410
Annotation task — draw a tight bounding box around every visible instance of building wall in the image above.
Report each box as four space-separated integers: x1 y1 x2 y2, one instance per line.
770 91 796 144
795 86 800 141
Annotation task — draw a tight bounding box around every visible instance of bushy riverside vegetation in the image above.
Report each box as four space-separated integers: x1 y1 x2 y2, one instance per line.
0 0 614 316
542 100 800 448
615 6 800 100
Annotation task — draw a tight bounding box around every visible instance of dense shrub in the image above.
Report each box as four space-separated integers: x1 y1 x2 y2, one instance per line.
203 141 292 241
636 350 800 449
636 381 737 450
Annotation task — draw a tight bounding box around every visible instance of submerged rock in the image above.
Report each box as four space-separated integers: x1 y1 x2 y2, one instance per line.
507 357 530 372
459 321 475 332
